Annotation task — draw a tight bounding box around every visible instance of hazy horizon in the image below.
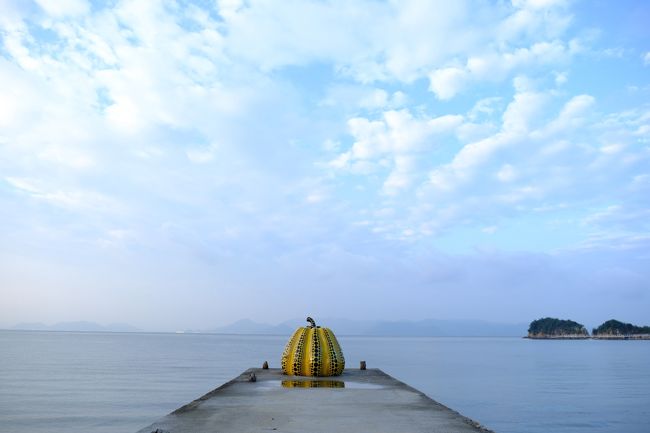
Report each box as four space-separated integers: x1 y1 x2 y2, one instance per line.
5 315 530 333
1 1 649 332
3 314 645 336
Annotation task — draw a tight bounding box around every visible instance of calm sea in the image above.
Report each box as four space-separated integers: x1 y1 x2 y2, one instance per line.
0 331 649 433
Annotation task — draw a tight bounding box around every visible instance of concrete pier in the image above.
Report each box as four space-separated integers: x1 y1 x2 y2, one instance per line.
137 368 494 433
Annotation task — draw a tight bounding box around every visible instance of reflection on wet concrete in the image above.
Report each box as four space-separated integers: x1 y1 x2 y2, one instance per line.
279 379 387 389
282 379 345 388
255 379 387 390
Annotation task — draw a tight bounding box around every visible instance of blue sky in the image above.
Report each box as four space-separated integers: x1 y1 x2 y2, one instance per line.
1 0 649 331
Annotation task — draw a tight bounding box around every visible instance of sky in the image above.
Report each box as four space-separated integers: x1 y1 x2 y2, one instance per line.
1 0 649 332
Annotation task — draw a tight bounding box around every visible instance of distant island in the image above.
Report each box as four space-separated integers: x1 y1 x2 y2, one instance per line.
11 321 141 333
527 317 589 339
592 320 650 340
527 317 650 340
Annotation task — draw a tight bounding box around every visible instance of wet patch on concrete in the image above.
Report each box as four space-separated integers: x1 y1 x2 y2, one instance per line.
137 368 495 433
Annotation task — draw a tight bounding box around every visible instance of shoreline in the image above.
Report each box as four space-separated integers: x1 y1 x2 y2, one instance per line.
525 335 650 340
525 335 590 340
591 335 650 340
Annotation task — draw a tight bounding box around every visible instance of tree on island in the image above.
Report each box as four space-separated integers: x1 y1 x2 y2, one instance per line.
592 319 650 336
527 317 589 337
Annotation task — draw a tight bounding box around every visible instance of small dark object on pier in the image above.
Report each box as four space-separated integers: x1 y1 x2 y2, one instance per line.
263 361 269 369
360 361 366 370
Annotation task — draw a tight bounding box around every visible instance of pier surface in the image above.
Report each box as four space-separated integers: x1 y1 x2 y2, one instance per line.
137 368 493 433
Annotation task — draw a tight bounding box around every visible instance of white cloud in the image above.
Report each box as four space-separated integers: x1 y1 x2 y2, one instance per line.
5 177 120 213
320 85 406 111
501 0 571 41
0 62 31 129
468 97 503 120
644 52 650 66
599 143 624 155
5 177 41 195
534 94 595 139
216 0 245 18
358 89 389 109
497 164 517 182
497 185 542 204
482 226 498 234
512 0 567 10
306 192 326 204
214 1 382 73
427 39 572 99
34 0 89 18
205 0 574 88
38 145 95 169
97 229 137 248
322 139 341 152
330 109 463 194
502 90 549 133
560 94 595 118
428 67 468 100
554 71 568 85
186 143 219 164
428 131 517 192
357 85 648 241
391 91 408 107
341 110 463 161
424 83 553 193
383 155 417 195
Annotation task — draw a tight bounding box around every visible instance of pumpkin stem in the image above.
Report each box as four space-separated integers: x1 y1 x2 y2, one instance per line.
306 317 316 328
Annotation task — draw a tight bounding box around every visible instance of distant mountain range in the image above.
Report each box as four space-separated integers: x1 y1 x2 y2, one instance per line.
207 318 527 337
205 319 294 335
8 318 527 336
12 321 141 332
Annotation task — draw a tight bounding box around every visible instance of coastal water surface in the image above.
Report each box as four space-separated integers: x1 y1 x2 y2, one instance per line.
0 331 648 433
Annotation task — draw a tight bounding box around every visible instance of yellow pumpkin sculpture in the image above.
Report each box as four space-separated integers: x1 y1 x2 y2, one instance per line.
281 317 345 377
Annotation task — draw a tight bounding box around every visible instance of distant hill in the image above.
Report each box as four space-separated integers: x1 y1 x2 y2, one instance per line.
11 322 50 331
208 319 293 335
208 318 526 337
592 319 650 338
13 321 140 332
527 317 589 339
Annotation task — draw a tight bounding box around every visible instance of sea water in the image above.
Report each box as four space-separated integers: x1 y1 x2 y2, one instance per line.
0 331 648 433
